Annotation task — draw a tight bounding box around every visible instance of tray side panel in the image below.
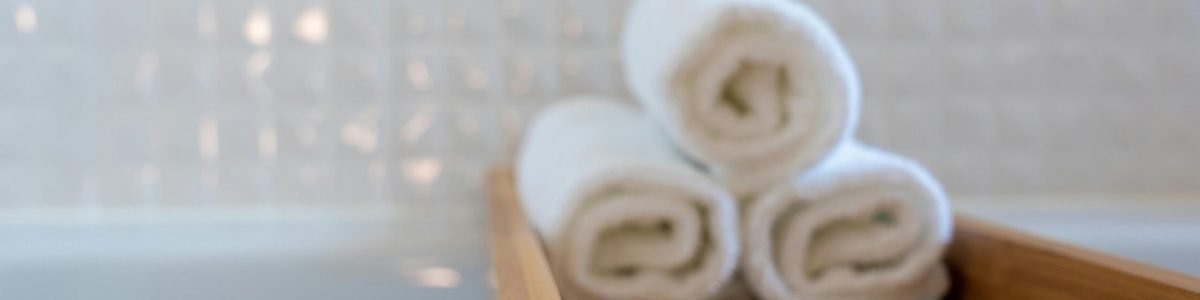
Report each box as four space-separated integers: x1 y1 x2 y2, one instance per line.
488 167 563 300
945 214 1200 300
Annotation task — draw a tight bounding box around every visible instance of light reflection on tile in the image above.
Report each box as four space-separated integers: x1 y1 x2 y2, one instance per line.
199 116 220 164
403 157 442 187
408 267 461 289
257 126 278 161
340 120 379 155
406 60 432 92
293 6 328 45
243 6 271 46
400 104 435 144
14 3 37 35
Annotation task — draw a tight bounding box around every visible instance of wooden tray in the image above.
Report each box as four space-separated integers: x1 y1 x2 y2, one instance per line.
486 166 1200 299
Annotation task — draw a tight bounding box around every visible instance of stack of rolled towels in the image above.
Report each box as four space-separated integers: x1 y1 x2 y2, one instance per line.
515 0 952 299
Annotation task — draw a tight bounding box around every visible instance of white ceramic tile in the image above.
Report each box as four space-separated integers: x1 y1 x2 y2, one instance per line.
333 158 393 204
826 0 889 38
883 0 944 39
940 44 995 95
275 104 338 160
95 0 156 46
262 47 329 103
328 49 388 101
154 163 206 206
877 101 945 157
560 0 613 43
499 0 559 41
0 163 42 206
988 43 1056 95
274 159 334 204
442 47 502 97
854 98 891 147
153 106 205 163
100 107 157 165
1156 0 1200 35
502 46 560 99
938 100 995 150
557 46 622 95
208 105 269 163
0 106 52 161
153 0 210 44
38 163 92 206
885 44 946 98
990 100 1051 153
443 0 499 41
98 163 157 207
389 0 442 42
325 1 387 48
43 109 101 164
208 161 273 204
154 47 220 102
443 102 506 160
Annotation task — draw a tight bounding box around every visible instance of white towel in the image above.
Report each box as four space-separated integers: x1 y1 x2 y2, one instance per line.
516 98 740 300
741 143 952 300
621 0 860 197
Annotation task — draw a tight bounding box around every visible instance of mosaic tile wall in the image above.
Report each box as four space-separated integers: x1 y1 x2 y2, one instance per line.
811 0 1200 195
0 0 1197 209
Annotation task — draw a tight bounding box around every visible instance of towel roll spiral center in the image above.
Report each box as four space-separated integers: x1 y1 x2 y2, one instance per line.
771 192 928 290
719 60 791 127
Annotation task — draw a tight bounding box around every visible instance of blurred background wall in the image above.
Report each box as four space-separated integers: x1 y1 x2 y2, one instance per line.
0 0 1198 208
811 0 1200 196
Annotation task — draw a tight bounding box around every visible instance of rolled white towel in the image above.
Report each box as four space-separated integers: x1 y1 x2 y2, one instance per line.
621 0 860 196
742 143 952 300
516 97 740 300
